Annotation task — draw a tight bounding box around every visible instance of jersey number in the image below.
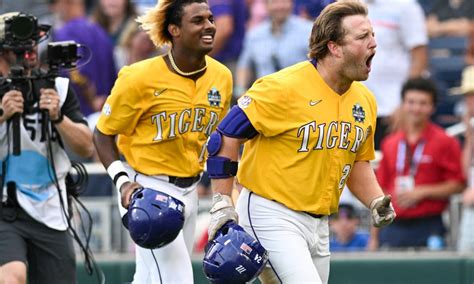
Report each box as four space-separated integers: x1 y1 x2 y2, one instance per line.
338 164 351 190
24 116 59 142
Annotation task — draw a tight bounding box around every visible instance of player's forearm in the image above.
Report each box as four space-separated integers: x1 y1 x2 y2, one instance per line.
210 135 243 197
56 117 94 158
212 178 235 197
93 128 121 168
346 161 384 208
417 181 465 200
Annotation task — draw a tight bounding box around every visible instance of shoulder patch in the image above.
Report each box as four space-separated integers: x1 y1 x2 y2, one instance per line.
102 103 112 116
238 96 252 109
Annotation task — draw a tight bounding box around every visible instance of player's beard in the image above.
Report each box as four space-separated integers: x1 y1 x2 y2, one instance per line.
341 48 371 82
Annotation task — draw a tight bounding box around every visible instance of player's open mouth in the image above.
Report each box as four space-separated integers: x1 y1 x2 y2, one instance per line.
366 53 375 69
202 35 214 44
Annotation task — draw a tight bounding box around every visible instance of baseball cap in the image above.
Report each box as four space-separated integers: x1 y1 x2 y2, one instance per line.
450 65 474 96
333 203 359 219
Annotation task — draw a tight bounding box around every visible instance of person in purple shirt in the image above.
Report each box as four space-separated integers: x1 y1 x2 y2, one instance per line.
51 0 117 116
208 0 246 74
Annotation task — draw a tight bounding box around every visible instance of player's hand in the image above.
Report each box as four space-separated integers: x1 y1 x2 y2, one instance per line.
370 195 396 228
208 193 238 241
39 88 61 121
1 90 24 121
120 181 142 209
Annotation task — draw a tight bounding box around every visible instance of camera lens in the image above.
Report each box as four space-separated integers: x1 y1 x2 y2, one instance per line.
10 15 36 40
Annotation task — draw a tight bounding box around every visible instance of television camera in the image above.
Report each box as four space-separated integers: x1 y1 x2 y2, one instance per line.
0 12 81 155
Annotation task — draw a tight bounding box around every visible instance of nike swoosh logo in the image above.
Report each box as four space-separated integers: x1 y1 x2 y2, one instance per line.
154 88 168 97
309 99 322 106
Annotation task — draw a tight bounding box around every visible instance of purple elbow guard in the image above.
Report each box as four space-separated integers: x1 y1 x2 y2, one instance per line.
207 156 238 179
206 106 255 179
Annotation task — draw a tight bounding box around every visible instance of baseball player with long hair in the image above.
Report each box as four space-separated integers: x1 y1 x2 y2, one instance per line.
206 1 396 283
93 0 232 282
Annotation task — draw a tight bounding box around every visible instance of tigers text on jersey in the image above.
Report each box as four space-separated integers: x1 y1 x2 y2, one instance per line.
96 55 232 177
238 61 377 215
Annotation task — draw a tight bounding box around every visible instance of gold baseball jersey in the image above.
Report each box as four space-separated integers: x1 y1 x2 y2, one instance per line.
96 55 232 177
237 61 376 215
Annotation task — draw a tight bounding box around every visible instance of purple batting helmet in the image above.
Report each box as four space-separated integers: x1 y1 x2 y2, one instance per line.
203 222 269 284
122 188 185 249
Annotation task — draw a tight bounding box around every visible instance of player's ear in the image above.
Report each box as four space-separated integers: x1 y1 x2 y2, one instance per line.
168 24 180 38
327 41 342 58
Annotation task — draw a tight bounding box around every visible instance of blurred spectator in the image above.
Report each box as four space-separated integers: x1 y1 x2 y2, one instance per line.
456 66 474 251
294 0 334 20
246 0 268 29
371 78 465 250
363 0 428 149
427 0 474 38
235 0 312 96
330 203 369 252
208 0 247 74
114 22 162 70
91 0 137 46
51 0 117 116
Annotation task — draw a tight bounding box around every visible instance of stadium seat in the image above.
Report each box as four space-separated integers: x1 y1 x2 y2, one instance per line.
428 36 467 126
429 36 467 88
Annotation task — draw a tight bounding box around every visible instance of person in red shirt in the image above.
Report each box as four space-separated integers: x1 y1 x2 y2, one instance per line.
369 77 465 249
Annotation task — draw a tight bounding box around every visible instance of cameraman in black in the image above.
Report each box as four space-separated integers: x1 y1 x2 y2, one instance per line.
0 13 94 284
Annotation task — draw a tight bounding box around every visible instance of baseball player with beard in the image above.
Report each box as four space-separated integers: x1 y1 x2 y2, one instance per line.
205 1 396 283
93 0 232 283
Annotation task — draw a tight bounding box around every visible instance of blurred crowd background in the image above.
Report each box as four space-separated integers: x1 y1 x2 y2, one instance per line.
2 0 474 257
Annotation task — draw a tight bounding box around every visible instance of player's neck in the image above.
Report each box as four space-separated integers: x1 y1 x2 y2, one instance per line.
316 59 352 95
169 47 207 73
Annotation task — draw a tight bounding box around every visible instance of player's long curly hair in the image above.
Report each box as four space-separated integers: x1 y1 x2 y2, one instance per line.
308 0 368 60
137 0 207 47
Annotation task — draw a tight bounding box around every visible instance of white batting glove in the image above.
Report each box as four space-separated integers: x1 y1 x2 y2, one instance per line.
208 193 239 241
370 195 396 228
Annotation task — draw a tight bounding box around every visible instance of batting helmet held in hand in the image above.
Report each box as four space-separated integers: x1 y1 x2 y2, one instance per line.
203 222 269 284
122 188 185 249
